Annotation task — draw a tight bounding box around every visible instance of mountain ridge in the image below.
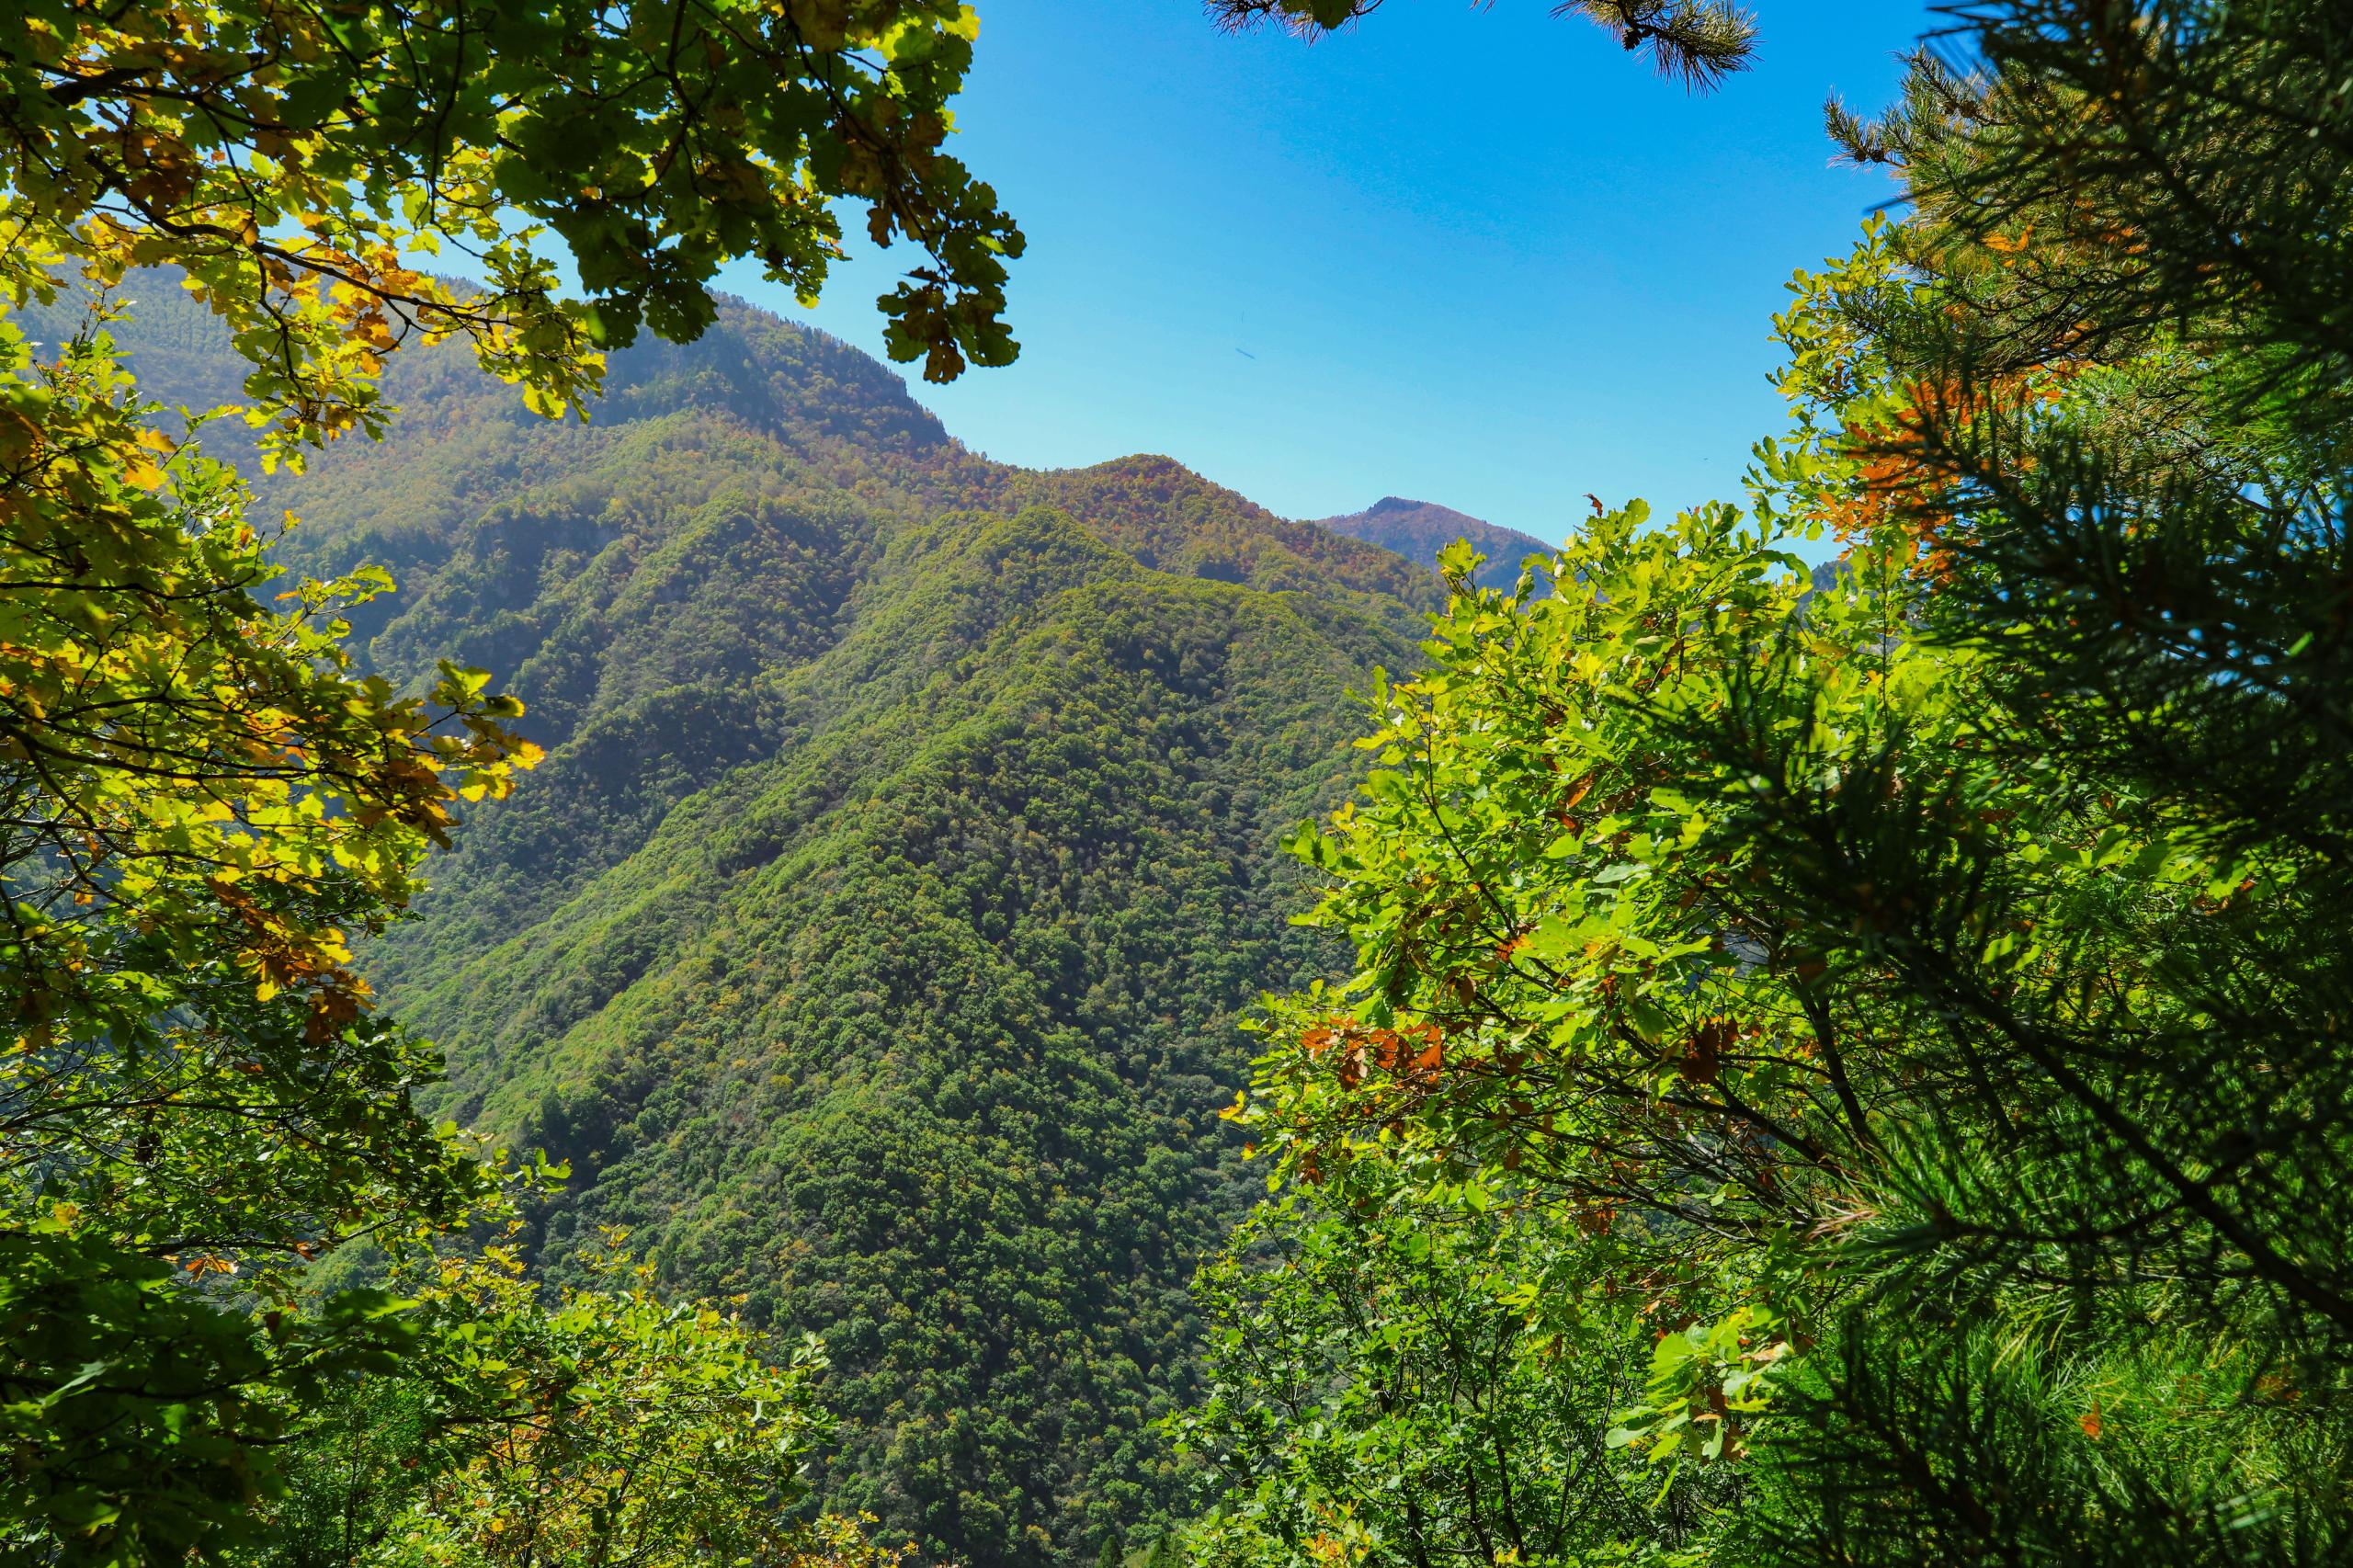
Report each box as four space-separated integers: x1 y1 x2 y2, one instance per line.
32 280 1447 1568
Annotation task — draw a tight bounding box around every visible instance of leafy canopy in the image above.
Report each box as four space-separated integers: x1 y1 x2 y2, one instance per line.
251 1233 883 1568
0 301 549 1561
1171 1159 1733 1568
0 0 1023 461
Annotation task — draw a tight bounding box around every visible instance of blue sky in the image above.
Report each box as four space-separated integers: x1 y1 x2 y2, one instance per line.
722 2 1928 546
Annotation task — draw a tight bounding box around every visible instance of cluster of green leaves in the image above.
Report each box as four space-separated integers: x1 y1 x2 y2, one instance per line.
0 300 538 1559
2 1221 419 1562
1179 4 2353 1565
2 0 1021 461
248 1233 873 1568
1171 1156 1728 1568
1182 493 1888 1568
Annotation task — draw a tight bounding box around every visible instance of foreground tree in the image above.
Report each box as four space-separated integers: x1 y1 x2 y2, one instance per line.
0 312 538 1562
1735 4 2353 1559
3 4 1020 1560
1172 1158 1731 1568
1190 1 2353 1562
247 1235 898 1568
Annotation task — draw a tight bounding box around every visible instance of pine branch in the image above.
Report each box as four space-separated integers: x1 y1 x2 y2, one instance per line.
1202 0 1758 91
1557 1 1758 90
1202 0 1385 36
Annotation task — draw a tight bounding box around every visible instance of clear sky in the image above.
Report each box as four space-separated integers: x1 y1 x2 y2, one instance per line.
720 2 1929 547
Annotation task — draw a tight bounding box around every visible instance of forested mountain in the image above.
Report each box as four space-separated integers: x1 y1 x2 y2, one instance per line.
54 284 1442 1568
1308 495 1552 591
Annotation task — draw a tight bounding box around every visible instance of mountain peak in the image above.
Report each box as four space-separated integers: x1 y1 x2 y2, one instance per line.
1309 497 1555 592
1365 494 1473 520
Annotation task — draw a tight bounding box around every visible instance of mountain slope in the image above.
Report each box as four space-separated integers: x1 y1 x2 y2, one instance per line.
50 284 1439 1568
1309 495 1554 591
391 510 1398 1565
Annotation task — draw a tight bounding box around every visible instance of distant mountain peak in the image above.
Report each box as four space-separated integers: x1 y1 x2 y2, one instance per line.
1308 497 1555 593
1364 494 1471 518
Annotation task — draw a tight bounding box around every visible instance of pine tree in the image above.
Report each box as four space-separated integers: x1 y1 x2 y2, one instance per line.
1726 4 2353 1558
